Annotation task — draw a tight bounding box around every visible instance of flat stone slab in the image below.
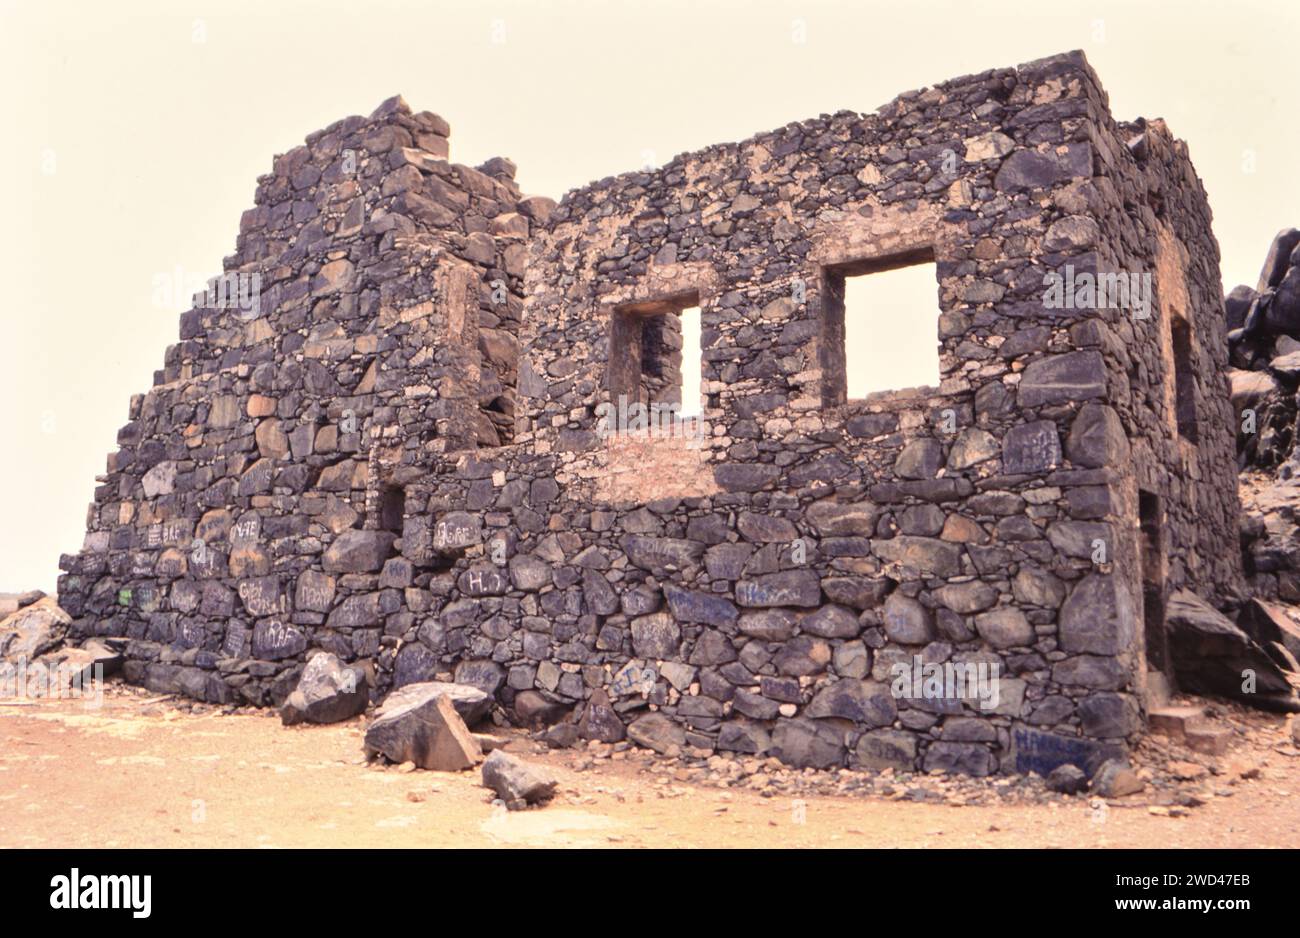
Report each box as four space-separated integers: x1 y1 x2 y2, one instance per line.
1147 705 1206 741
379 680 492 727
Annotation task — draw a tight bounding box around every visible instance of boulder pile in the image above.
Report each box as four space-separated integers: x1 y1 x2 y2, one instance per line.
0 594 122 698
1226 227 1300 469
1165 591 1299 713
1223 227 1300 614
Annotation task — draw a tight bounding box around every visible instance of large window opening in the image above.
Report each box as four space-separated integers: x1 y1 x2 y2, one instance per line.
821 249 940 404
1170 312 1199 443
609 292 703 421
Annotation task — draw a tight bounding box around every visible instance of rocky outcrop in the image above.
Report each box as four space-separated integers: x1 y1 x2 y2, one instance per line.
1226 228 1300 469
0 597 71 661
1237 598 1300 668
1165 591 1299 713
0 590 47 619
1220 229 1300 700
0 597 122 700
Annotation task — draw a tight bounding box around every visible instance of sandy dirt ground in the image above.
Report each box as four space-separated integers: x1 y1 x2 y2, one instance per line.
2 685 1298 849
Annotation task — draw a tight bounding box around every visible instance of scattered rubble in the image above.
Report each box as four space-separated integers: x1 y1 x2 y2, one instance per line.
16 668 1296 826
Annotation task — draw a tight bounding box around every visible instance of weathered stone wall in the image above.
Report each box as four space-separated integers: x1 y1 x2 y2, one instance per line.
56 51 1241 775
1083 108 1245 693
390 51 1241 775
57 96 540 704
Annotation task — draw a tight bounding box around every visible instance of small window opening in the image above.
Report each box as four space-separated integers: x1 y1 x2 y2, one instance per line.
821 249 940 404
609 291 702 421
1171 313 1199 442
379 486 405 534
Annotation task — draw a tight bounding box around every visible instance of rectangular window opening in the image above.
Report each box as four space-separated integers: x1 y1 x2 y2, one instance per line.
609 292 702 422
1171 313 1199 442
821 249 940 404
379 486 406 534
678 306 701 418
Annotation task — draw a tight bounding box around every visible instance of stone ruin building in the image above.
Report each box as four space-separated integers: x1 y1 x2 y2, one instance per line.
55 50 1250 776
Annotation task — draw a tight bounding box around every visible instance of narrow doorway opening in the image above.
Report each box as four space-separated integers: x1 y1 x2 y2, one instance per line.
1139 489 1170 677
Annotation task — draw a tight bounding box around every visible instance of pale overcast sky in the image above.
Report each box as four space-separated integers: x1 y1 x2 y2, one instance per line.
2 0 1295 592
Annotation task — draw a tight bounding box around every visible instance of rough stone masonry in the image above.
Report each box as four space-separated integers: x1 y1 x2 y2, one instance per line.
56 50 1245 776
